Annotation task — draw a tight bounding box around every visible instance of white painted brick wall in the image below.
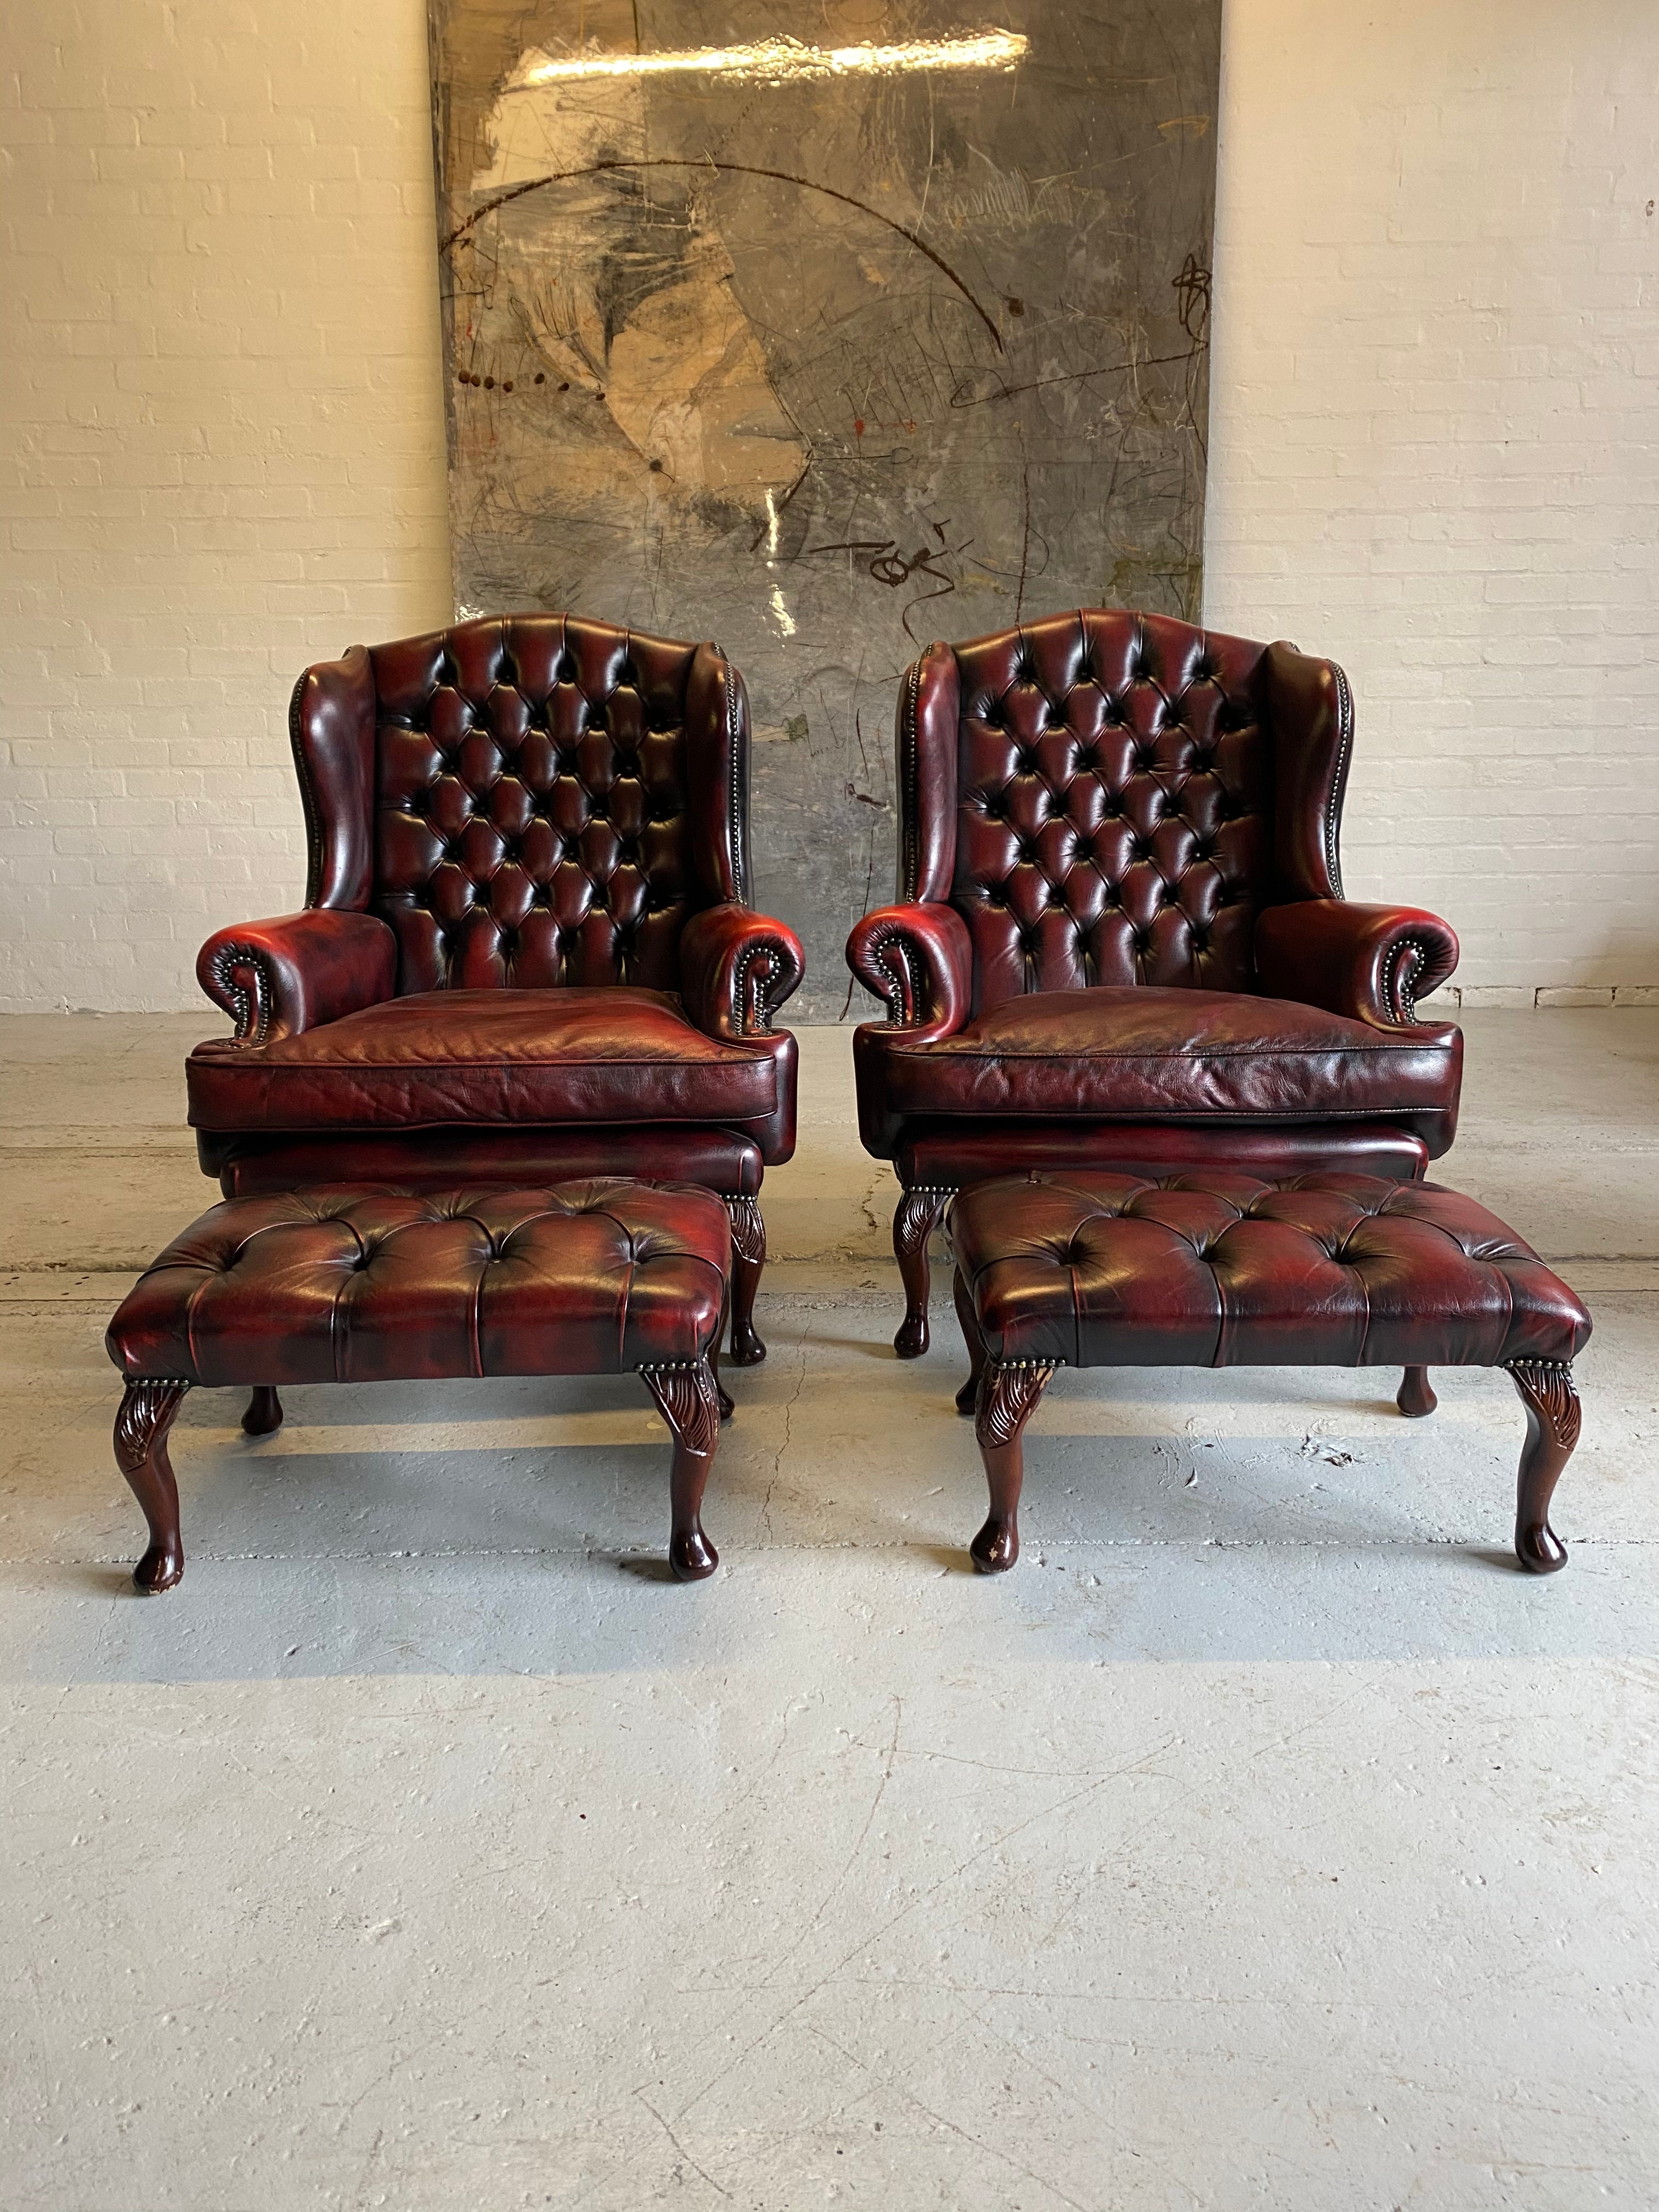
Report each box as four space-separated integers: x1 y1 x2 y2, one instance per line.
2 0 1656 1012
0 0 450 1013
1205 0 1659 1006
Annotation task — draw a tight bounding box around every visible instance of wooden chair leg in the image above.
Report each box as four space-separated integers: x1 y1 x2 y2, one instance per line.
639 1359 722 1581
726 1195 767 1367
1397 1366 1436 1418
712 1289 735 1423
114 1379 191 1593
970 1361 1054 1574
953 1268 988 1417
1398 1362 1433 1415
242 1385 283 1436
894 1186 952 1359
1506 1359 1578 1574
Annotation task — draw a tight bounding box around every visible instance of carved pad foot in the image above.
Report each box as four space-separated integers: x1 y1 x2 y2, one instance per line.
640 1359 723 1582
726 1195 767 1366
114 1379 191 1593
894 1186 953 1358
1507 1359 1578 1575
970 1361 1054 1575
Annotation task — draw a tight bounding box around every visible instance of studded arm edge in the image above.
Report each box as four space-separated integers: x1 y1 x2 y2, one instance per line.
1254 901 1460 1029
195 910 398 1045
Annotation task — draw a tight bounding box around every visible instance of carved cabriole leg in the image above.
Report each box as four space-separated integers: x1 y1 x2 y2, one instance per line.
970 1360 1056 1575
894 1185 953 1359
726 1194 767 1367
639 1357 723 1582
114 1379 191 1593
242 1386 283 1436
1397 1366 1437 1418
1506 1359 1579 1575
953 1268 988 1417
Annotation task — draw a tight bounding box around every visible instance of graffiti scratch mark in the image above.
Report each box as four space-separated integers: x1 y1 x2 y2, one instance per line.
442 159 1006 352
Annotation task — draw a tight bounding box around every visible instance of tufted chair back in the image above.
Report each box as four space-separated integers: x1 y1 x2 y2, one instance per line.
289 613 751 996
896 609 1353 1014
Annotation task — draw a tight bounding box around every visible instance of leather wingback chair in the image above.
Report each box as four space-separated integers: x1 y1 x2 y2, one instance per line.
188 613 804 1362
846 609 1463 1353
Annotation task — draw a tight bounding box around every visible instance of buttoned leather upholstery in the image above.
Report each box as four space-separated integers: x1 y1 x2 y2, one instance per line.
950 1171 1592 1373
107 1181 731 1384
849 610 1462 1167
369 621 736 995
946 618 1273 1003
188 614 803 1188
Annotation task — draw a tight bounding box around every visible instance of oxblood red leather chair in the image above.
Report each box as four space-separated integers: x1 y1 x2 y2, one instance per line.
188 613 803 1363
846 609 1463 1353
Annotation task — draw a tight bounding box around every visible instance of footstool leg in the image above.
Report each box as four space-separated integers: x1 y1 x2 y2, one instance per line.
711 1306 735 1424
970 1360 1055 1575
1506 1359 1578 1575
952 1268 988 1417
726 1195 768 1367
114 1379 191 1593
894 1186 952 1358
639 1359 722 1582
242 1386 283 1436
1397 1366 1437 1418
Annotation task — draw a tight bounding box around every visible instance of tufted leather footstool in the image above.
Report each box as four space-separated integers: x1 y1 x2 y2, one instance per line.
947 1170 1592 1575
105 1180 733 1591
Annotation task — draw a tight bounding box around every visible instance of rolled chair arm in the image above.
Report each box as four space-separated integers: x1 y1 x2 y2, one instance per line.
1255 901 1459 1028
847 901 973 1045
196 910 398 1045
679 904 805 1040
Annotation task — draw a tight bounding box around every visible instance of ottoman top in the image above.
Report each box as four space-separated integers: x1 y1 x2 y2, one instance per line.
950 1170 1592 1373
108 1179 731 1387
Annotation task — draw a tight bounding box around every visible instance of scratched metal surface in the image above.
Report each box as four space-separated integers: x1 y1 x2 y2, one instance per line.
427 1 1218 1020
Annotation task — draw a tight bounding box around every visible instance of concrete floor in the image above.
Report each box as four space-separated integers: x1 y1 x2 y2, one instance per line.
2 1011 1657 2209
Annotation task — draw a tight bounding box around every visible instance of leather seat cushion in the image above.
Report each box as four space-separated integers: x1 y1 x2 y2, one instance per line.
107 1180 731 1384
950 1170 1593 1372
879 986 1462 1125
187 987 778 1134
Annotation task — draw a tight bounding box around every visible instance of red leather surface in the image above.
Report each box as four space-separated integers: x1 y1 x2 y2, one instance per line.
108 1181 731 1385
196 910 397 1045
201 1125 765 1198
846 902 973 1041
187 987 778 1133
370 614 730 995
899 1118 1430 1190
1256 900 1460 1026
291 645 377 911
946 611 1275 1007
684 643 752 905
845 607 1462 1182
875 986 1461 1142
898 640 961 904
205 611 801 1189
680 904 806 1040
951 1171 1592 1372
1263 641 1351 902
